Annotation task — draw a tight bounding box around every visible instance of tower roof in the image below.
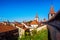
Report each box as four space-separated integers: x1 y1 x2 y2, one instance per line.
35 13 38 18
50 6 55 14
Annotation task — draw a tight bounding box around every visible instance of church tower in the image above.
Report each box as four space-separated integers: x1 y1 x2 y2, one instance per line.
48 6 55 19
34 13 39 22
43 18 46 22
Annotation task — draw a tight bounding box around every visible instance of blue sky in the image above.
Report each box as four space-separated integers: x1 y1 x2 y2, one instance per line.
0 0 60 22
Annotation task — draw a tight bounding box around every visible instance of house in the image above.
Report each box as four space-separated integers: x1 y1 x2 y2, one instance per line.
13 22 29 38
30 20 38 28
0 22 19 40
30 13 39 28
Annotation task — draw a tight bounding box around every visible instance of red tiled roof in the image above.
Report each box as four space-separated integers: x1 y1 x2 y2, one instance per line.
0 23 17 33
30 20 38 25
13 22 23 27
14 22 27 30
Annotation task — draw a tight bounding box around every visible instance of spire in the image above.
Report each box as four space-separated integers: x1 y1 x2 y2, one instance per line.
35 12 38 18
50 5 55 14
34 12 39 22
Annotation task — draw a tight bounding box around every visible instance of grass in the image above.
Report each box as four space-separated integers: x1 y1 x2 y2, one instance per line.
18 28 48 40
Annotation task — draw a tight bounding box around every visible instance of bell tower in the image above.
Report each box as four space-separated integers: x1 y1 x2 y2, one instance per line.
34 13 39 22
48 6 55 19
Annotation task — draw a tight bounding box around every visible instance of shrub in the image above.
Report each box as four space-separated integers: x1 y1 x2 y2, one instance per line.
19 29 48 40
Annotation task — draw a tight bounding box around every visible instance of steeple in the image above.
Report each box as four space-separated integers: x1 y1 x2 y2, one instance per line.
50 6 55 14
34 12 39 22
35 13 38 18
48 5 55 19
